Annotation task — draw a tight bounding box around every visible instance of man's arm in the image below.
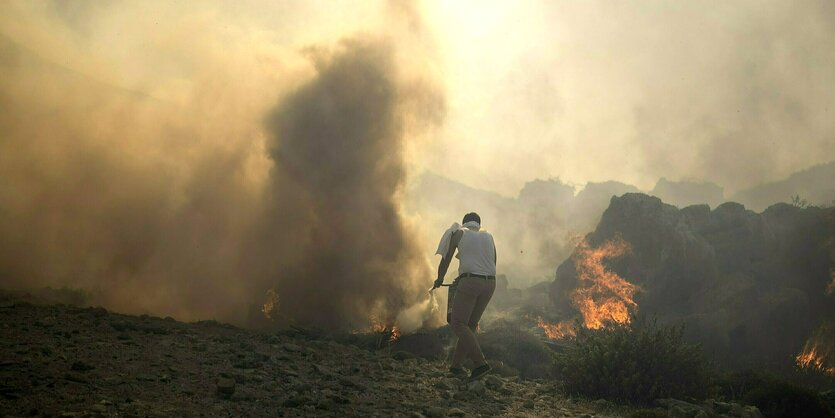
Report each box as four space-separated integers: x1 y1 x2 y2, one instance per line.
434 230 463 288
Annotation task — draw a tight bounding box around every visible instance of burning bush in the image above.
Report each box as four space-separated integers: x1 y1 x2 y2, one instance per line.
555 317 708 404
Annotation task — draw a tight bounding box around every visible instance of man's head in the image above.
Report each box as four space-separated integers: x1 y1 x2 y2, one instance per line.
462 212 481 225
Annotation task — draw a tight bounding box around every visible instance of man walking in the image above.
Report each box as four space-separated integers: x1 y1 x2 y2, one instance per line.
433 212 497 381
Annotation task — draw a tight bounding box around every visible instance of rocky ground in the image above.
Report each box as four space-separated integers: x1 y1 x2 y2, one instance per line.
1 297 635 417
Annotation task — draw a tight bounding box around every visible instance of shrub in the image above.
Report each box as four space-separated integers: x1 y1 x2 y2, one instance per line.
744 381 830 418
715 369 833 417
714 369 774 401
625 409 667 418
555 317 708 405
479 321 555 379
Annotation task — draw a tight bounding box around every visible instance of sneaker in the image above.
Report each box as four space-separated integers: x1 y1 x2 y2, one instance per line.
448 366 467 377
468 364 491 381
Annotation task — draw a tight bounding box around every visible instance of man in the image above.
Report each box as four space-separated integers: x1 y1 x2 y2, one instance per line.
433 212 497 381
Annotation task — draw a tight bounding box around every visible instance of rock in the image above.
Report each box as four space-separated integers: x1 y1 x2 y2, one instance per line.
70 361 94 372
447 407 466 417
136 373 155 382
466 380 486 395
283 395 312 408
216 378 236 396
668 405 688 418
523 399 535 409
282 343 301 352
434 380 452 391
592 398 613 410
425 406 446 418
693 410 709 418
392 351 416 361
741 406 764 418
484 375 503 390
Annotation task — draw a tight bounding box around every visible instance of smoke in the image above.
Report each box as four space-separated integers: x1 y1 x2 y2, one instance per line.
420 0 835 196
0 0 444 328
254 37 444 330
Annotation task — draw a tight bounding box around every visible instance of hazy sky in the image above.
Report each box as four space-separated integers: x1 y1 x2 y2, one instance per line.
4 1 834 196
419 0 835 195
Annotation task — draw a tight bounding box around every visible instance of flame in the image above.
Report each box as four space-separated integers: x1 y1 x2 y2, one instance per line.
796 340 835 376
261 288 279 319
570 237 639 329
370 319 400 343
796 323 835 376
535 317 576 339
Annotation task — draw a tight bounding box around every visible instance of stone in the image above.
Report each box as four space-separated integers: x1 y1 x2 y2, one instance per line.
485 375 503 390
425 406 446 418
70 361 94 372
283 395 312 408
392 351 416 361
741 406 764 418
668 405 688 418
283 343 301 352
466 380 486 395
693 410 709 418
216 378 236 396
434 380 452 391
447 407 466 417
592 398 613 409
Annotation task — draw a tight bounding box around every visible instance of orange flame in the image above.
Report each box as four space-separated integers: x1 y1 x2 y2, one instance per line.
796 323 835 376
796 340 835 376
570 237 639 329
261 288 279 319
535 317 576 340
370 320 400 343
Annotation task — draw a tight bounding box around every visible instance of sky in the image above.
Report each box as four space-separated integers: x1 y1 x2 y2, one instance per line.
1 0 833 324
419 0 835 195
4 1 834 195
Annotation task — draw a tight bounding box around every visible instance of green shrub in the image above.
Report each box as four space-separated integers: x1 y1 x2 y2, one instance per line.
625 409 667 418
555 317 708 405
744 381 830 418
714 369 774 401
715 369 833 417
479 321 555 379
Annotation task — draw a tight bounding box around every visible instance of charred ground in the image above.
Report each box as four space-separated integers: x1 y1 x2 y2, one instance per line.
0 297 628 418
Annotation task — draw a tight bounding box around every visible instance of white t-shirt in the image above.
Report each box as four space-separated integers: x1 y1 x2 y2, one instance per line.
457 227 496 276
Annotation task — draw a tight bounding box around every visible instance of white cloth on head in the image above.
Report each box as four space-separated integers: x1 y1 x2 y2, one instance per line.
435 221 480 257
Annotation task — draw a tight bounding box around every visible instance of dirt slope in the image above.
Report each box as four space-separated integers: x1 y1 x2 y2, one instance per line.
0 299 621 417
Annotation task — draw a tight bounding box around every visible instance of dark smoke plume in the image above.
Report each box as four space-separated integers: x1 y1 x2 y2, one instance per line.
253 38 443 330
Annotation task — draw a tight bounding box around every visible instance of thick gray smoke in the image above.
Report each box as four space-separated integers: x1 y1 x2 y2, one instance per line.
0 1 444 328
251 38 444 330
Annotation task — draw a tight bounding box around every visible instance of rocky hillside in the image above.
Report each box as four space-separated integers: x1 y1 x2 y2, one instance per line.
552 193 835 370
1 298 633 418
